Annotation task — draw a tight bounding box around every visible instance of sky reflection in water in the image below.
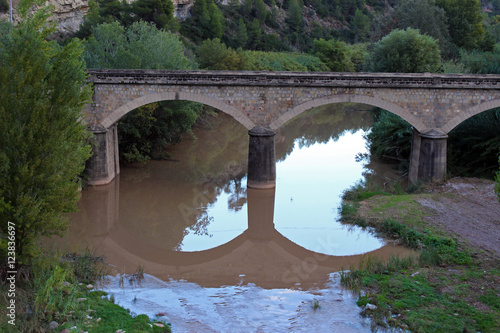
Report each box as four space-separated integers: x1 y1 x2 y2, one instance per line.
180 129 384 255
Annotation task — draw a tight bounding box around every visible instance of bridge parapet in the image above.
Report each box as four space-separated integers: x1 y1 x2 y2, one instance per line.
88 69 500 90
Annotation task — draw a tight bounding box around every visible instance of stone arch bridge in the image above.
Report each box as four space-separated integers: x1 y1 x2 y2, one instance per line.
84 69 500 187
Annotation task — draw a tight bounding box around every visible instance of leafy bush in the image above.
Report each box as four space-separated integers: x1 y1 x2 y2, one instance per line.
63 248 107 284
370 0 455 58
118 101 203 164
365 110 413 170
459 45 500 74
0 0 8 13
242 50 329 72
196 38 246 70
365 28 441 73
313 38 355 72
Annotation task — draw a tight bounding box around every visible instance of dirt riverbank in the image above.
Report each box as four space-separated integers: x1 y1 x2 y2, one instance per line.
358 177 500 258
416 178 500 258
344 177 500 332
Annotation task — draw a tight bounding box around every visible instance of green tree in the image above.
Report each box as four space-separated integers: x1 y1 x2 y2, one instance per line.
351 9 369 42
180 0 210 41
192 0 210 23
84 21 201 163
208 2 223 39
459 45 500 74
0 1 92 261
286 0 305 33
132 0 179 31
255 0 268 23
267 0 280 29
196 38 246 70
0 0 8 12
370 0 454 57
435 0 484 50
84 21 194 70
75 0 133 39
365 28 441 73
75 0 180 39
241 0 268 22
237 18 249 48
313 38 355 72
247 18 263 49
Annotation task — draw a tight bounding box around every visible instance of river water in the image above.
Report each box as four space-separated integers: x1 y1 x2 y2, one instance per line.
55 103 411 332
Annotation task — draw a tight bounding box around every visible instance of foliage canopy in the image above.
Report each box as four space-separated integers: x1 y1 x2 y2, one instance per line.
365 28 441 73
370 0 454 58
84 21 194 70
83 21 202 163
0 0 92 261
435 0 485 50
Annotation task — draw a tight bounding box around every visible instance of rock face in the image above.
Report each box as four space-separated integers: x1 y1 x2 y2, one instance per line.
50 0 90 37
0 0 89 38
0 0 193 39
172 0 193 19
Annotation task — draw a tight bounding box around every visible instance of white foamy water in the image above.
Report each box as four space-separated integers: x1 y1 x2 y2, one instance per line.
101 273 372 333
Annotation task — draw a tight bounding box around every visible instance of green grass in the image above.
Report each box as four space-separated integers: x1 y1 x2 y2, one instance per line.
338 182 500 332
0 249 170 332
342 258 499 332
54 290 171 332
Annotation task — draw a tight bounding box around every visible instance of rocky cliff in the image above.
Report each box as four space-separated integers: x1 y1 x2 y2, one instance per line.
0 0 193 38
0 0 89 38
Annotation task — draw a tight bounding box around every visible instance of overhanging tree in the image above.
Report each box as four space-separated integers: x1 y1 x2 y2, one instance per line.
0 0 93 262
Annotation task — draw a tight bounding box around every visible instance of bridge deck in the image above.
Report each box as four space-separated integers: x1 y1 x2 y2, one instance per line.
88 69 500 89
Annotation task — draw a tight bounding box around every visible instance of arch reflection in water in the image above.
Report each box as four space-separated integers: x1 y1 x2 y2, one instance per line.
61 180 411 290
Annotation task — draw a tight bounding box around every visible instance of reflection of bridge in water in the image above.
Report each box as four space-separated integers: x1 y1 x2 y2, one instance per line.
62 180 412 289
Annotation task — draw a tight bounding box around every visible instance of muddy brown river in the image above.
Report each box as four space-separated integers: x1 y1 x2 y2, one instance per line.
53 104 412 332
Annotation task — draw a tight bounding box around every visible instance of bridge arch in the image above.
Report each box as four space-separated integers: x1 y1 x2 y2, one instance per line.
269 94 427 132
442 97 500 133
100 91 255 130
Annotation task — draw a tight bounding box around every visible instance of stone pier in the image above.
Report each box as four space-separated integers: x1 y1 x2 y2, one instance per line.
247 127 276 189
86 124 120 186
409 129 448 183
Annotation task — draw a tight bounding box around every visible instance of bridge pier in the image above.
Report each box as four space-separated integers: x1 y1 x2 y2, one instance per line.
247 187 276 240
247 127 276 189
86 124 120 186
409 129 448 184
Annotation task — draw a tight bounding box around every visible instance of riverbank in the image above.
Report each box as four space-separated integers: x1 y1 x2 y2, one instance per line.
0 250 171 332
339 177 500 332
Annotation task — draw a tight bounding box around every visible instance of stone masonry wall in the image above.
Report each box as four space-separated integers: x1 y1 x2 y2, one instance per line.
85 70 500 135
